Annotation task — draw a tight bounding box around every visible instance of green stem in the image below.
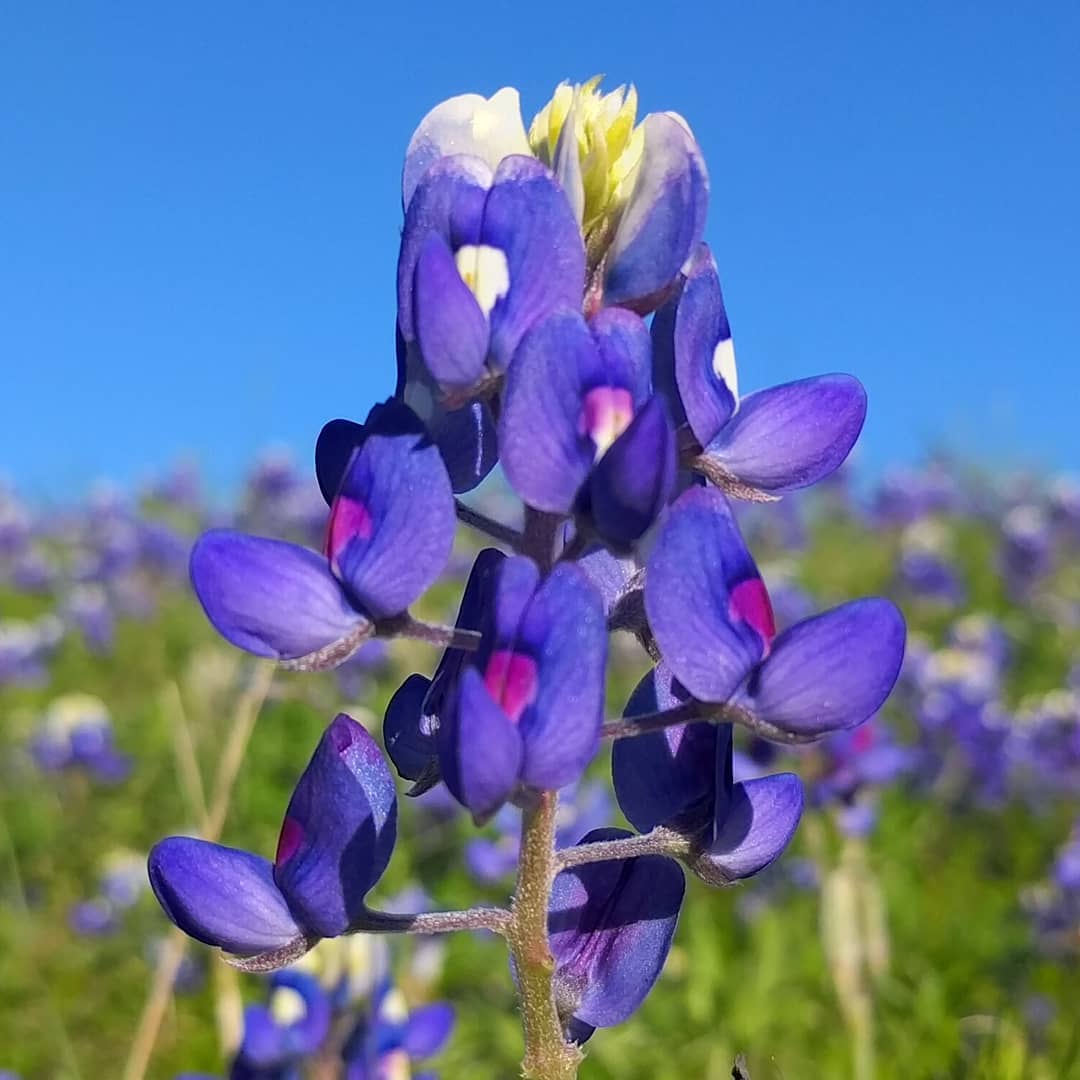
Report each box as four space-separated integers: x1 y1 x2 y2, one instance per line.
508 791 582 1080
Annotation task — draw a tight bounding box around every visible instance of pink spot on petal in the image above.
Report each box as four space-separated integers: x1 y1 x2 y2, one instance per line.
579 386 635 459
275 817 304 866
484 649 539 724
852 724 876 754
325 494 373 565
729 577 777 653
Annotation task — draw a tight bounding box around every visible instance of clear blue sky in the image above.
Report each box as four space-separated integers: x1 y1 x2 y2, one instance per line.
2 2 1078 498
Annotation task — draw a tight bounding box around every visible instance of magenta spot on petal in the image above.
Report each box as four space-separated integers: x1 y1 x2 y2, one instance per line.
276 817 304 866
729 577 776 652
326 494 374 564
484 649 539 724
579 386 635 457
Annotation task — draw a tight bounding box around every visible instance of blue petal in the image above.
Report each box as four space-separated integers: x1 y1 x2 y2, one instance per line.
383 673 437 784
413 233 491 389
586 394 676 550
702 374 867 494
517 564 607 791
190 530 365 663
550 828 685 1034
652 243 737 446
480 156 586 372
612 666 717 834
398 155 491 343
439 668 523 820
148 838 301 956
403 1003 455 1059
700 773 804 882
328 403 454 620
743 599 906 735
604 114 709 311
644 486 770 702
500 310 600 514
274 715 397 938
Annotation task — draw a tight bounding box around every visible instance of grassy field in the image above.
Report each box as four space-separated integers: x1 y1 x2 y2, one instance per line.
2 483 1079 1079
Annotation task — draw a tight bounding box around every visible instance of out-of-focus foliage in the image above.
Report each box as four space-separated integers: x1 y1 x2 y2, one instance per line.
1 458 1079 1078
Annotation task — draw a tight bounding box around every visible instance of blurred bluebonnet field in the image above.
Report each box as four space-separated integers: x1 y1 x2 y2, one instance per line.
2 455 1079 1078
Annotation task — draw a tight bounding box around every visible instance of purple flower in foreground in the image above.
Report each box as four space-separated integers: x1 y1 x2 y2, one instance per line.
342 979 454 1080
652 245 866 498
500 308 676 550
549 828 684 1043
190 402 454 671
398 155 584 393
646 486 906 739
613 666 804 885
148 715 396 959
436 555 607 819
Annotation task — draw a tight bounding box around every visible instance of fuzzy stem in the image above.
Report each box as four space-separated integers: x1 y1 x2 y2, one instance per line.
395 615 481 651
601 699 823 746
508 791 582 1080
554 828 690 870
356 906 511 936
455 499 523 548
521 507 563 573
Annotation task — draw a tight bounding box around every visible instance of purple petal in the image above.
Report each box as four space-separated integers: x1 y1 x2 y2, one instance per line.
698 773 804 883
190 530 365 662
315 418 367 505
383 674 437 785
703 375 867 494
428 398 499 494
398 155 491 343
148 838 301 956
328 404 454 620
516 564 607 791
743 598 906 736
612 666 717 834
403 1003 455 1059
586 395 676 550
499 310 599 514
573 541 634 618
550 828 685 1035
644 487 770 703
652 244 737 446
274 715 397 938
480 156 586 371
604 114 709 311
589 307 654 407
439 667 524 820
413 233 490 389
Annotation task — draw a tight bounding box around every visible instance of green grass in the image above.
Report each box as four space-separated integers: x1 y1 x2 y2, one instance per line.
2 512 1079 1079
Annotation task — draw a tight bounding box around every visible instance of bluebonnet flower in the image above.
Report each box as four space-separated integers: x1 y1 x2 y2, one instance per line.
342 979 455 1079
644 486 906 740
30 694 131 783
63 584 116 654
191 401 454 671
0 615 62 686
613 665 804 885
229 970 332 1079
549 829 684 1042
499 307 676 549
652 245 866 499
149 714 396 960
385 549 607 820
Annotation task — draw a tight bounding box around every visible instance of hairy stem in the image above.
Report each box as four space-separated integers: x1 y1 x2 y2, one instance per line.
356 906 512 936
455 499 524 548
554 828 690 870
602 699 822 746
395 615 482 651
521 507 563 574
508 791 582 1080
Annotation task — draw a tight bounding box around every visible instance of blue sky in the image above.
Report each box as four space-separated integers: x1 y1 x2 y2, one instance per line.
2 2 1078 498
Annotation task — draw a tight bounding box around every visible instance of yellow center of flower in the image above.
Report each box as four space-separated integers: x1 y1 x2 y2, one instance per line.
529 76 644 233
454 244 510 316
270 986 307 1026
